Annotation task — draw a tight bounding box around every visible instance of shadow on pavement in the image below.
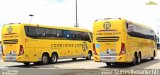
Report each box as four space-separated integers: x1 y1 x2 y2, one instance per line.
7 58 93 68
4 57 160 69
99 58 160 69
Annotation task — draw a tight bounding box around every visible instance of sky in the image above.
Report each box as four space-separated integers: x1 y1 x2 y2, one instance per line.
0 0 160 35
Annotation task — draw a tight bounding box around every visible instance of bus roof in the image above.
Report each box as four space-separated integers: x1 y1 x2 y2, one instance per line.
4 23 92 33
95 18 154 31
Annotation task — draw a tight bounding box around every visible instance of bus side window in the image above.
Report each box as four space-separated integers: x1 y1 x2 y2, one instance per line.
72 31 82 40
25 26 37 37
37 28 46 37
63 30 72 39
46 28 57 38
127 23 156 41
57 29 63 38
83 32 91 42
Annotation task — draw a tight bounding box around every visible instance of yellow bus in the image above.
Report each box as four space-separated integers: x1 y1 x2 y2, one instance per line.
1 23 93 65
93 18 157 66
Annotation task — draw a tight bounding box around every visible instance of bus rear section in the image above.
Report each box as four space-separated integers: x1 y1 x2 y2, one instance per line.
93 19 127 65
1 24 25 62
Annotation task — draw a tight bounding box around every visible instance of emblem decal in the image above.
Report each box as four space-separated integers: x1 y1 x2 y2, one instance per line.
8 26 13 34
82 42 88 51
103 22 111 29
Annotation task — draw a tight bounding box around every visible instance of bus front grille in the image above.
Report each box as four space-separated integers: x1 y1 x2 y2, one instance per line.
3 39 18 44
96 36 119 42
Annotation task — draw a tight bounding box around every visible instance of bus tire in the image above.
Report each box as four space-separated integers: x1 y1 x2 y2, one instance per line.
23 62 30 66
106 63 111 66
51 53 58 64
151 51 155 60
136 53 141 64
86 51 92 60
72 58 77 61
33 62 41 65
41 53 49 65
131 56 136 66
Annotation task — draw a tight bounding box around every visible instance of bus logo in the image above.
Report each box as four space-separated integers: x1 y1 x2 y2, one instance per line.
8 26 13 34
82 42 88 51
103 22 111 29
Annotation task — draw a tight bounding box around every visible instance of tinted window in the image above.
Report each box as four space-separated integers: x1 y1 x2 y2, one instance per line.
82 32 91 42
25 26 37 37
24 26 91 41
46 28 57 37
57 29 63 38
37 28 46 37
73 31 83 40
63 30 72 39
63 30 83 40
126 22 155 40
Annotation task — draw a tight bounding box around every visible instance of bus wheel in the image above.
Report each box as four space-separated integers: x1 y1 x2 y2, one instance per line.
51 53 58 64
106 63 111 66
41 54 49 65
131 56 136 66
23 62 30 66
33 62 41 65
136 53 141 64
86 51 92 60
151 51 155 60
72 58 77 61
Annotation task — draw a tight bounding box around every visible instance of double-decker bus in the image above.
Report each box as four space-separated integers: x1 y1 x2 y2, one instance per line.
93 18 157 66
1 23 93 65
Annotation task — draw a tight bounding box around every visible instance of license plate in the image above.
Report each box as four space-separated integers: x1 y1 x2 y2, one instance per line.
101 57 116 62
104 57 110 59
103 57 115 59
